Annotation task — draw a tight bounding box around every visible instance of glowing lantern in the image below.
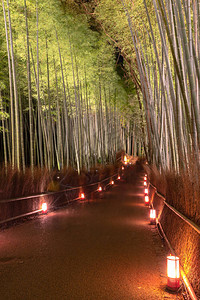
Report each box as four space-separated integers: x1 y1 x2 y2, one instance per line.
145 195 149 204
117 176 121 180
144 176 147 181
150 209 156 224
122 166 124 170
42 202 47 213
111 180 114 185
144 188 148 195
167 255 180 291
80 193 85 199
124 155 127 163
144 181 147 186
98 186 102 192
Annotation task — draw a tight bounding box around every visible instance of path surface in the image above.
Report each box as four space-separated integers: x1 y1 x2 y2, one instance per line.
0 167 181 299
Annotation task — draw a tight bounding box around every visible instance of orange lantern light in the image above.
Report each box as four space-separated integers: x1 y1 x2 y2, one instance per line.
80 193 85 199
144 181 147 186
111 180 114 185
144 188 148 195
124 155 127 163
144 176 147 181
167 255 180 291
98 186 102 192
122 166 124 170
42 202 47 213
117 175 121 180
145 195 149 204
150 209 156 224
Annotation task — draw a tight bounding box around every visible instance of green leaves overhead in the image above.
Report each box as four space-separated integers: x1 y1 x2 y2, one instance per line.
0 0 128 108
1 0 143 171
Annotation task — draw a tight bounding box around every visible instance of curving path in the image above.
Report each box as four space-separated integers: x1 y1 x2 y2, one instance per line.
0 167 182 299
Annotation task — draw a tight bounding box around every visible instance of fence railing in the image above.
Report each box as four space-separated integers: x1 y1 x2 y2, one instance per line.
149 181 198 300
0 172 119 225
149 182 200 235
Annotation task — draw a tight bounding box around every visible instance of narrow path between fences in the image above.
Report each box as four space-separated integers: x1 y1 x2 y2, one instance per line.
0 166 183 299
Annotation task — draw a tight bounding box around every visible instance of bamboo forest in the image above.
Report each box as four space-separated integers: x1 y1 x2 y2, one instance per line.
1 2 200 299
0 0 200 220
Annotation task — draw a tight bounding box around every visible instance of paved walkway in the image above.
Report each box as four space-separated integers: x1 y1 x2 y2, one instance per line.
0 167 181 299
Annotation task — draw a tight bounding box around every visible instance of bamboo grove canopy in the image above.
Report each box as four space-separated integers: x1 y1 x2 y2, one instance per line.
0 0 142 172
78 0 200 173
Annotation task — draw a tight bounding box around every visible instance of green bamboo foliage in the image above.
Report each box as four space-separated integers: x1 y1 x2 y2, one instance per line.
1 0 139 172
24 0 34 171
2 0 15 168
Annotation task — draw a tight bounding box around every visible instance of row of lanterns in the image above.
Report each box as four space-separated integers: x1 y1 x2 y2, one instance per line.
42 167 180 293
97 175 120 194
143 175 155 223
123 155 133 166
143 174 180 292
41 174 122 213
